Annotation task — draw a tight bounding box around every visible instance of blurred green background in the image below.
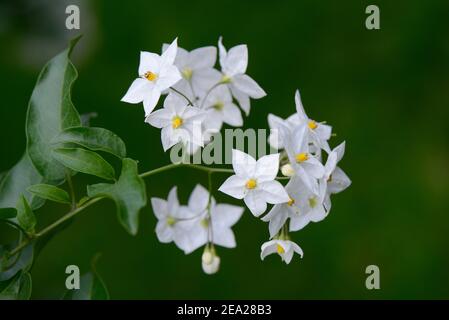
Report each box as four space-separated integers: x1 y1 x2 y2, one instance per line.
1 0 448 299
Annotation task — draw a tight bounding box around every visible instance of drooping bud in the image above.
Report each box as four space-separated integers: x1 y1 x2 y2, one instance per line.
281 163 295 177
201 246 220 275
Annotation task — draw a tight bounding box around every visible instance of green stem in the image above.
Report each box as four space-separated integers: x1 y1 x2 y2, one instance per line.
6 162 232 257
6 161 290 257
66 171 76 210
169 87 194 106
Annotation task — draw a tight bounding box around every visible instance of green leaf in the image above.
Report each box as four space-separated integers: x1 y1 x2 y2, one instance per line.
26 36 82 181
0 243 34 281
16 195 36 234
27 184 71 205
52 127 127 159
17 272 32 300
0 208 17 220
0 153 45 210
0 271 22 300
52 148 116 181
87 158 146 235
0 271 32 300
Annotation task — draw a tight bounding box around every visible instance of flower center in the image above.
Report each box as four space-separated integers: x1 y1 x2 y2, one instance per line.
200 218 209 229
182 68 193 80
213 101 224 111
287 197 295 206
295 153 309 163
172 116 183 129
245 179 257 190
308 120 318 130
308 197 317 208
144 71 158 82
221 75 232 83
166 216 176 226
276 244 285 254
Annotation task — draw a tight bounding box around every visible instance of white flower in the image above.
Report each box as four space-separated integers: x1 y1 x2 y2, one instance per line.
294 90 332 152
260 239 303 264
202 247 220 274
174 184 244 254
151 186 195 247
262 177 327 237
145 93 205 151
218 37 266 115
267 113 301 149
202 85 243 131
322 142 351 211
219 149 290 217
281 123 324 193
162 43 221 102
121 38 182 116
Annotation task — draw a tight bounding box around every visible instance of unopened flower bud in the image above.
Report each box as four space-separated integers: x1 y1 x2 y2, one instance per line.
281 163 295 177
202 246 220 275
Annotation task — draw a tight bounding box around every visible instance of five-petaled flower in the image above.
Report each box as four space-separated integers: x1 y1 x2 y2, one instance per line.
122 38 182 116
260 239 304 264
219 149 290 217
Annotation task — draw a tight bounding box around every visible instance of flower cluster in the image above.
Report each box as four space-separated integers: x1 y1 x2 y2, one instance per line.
122 38 350 273
122 37 266 154
220 90 351 264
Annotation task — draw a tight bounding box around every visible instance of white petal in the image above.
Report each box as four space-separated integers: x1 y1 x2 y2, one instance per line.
334 141 346 162
291 241 304 258
328 167 351 194
150 198 167 220
294 89 308 121
138 51 161 75
218 36 227 70
161 38 178 67
145 108 173 128
244 190 267 216
212 204 244 227
232 74 266 99
143 89 161 116
157 65 182 90
188 184 209 213
230 85 251 115
255 153 280 182
189 46 217 69
121 78 150 104
223 44 248 76
167 186 179 214
260 240 277 260
222 103 243 127
161 126 177 151
156 221 173 243
232 149 256 178
304 156 325 179
218 175 246 199
289 214 310 231
259 180 290 204
213 228 236 248
191 68 222 95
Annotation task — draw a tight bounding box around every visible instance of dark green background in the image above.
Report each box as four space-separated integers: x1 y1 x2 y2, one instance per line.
1 0 448 299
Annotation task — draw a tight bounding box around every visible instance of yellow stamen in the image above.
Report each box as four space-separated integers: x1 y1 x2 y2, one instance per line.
295 153 309 163
201 218 209 228
166 216 176 226
308 120 318 130
277 244 285 254
144 71 158 82
221 75 232 83
182 68 193 80
172 116 183 129
308 197 317 208
287 197 295 206
245 179 257 190
213 101 224 111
